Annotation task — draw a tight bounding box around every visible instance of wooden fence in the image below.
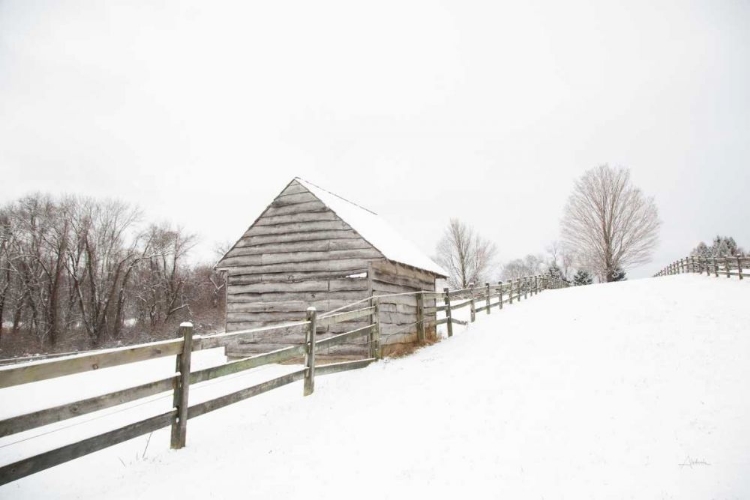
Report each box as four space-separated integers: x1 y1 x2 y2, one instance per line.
653 255 748 280
0 273 567 486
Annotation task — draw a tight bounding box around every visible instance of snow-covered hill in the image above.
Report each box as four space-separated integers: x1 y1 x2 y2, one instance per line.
2 275 749 499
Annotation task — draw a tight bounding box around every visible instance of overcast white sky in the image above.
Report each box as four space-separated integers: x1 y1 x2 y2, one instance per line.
1 1 748 278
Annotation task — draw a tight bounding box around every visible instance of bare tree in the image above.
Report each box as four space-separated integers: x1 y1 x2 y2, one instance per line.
501 254 545 280
133 224 198 329
561 165 660 282
435 219 498 289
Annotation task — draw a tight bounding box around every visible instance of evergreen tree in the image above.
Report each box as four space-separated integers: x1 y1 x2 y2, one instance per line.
713 237 731 257
691 241 711 258
711 236 742 257
610 267 626 281
547 263 565 281
573 269 593 286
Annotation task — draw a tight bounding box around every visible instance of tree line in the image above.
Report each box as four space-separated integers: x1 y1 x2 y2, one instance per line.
0 194 225 355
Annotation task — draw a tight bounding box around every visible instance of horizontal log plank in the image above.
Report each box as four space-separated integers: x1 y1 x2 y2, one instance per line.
270 192 319 207
227 342 367 358
201 320 309 346
436 318 450 325
315 325 374 350
372 280 423 295
0 376 176 438
187 370 306 420
245 220 351 237
190 345 306 385
261 249 382 266
380 311 420 325
234 228 360 248
377 302 418 315
229 281 330 294
227 238 373 256
380 323 419 337
0 410 176 486
259 200 328 218
229 271 368 286
318 307 374 326
371 260 436 282
227 290 366 304
225 259 373 276
372 290 420 301
316 358 376 376
450 299 472 311
0 339 183 389
226 299 365 314
227 312 307 323
370 269 434 291
254 211 338 226
476 303 499 313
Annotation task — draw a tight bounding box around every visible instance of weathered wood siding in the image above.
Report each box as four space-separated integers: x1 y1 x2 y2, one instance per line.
369 260 437 347
220 180 382 357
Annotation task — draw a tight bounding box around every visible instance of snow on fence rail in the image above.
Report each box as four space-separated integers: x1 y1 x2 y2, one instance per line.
653 255 747 279
0 273 567 485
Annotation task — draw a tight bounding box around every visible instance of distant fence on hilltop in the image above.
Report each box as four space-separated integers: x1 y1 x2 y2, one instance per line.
654 255 748 279
0 273 568 486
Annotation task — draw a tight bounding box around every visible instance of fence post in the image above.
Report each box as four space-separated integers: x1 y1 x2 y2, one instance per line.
524 277 528 299
443 288 453 337
535 275 539 295
370 298 381 358
726 258 731 278
738 256 744 280
417 291 425 342
485 283 491 315
171 322 194 450
304 307 317 396
498 281 503 310
469 284 476 322
714 257 719 277
704 258 709 276
509 280 513 304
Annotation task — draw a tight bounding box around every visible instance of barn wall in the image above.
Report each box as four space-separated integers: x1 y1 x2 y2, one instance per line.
220 180 384 358
369 260 437 348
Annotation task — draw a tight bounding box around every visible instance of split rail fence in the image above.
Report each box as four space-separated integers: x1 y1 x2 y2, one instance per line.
0 273 567 486
654 255 748 280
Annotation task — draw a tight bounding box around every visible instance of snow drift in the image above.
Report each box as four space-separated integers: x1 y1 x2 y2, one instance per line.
1 275 749 499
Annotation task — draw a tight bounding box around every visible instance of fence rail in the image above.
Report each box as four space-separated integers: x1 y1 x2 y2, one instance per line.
654 255 747 280
0 273 568 486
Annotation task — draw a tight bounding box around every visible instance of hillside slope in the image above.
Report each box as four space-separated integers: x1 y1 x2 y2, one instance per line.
2 275 749 499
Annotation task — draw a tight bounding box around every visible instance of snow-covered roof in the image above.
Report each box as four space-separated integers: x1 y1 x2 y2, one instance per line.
295 178 447 277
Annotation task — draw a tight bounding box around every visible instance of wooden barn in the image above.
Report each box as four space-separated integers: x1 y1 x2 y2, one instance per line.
216 178 447 358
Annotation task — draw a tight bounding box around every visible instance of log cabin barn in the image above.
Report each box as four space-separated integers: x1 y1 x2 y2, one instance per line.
216 178 447 358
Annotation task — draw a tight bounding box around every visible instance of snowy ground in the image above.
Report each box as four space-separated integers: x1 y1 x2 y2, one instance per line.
2 275 750 499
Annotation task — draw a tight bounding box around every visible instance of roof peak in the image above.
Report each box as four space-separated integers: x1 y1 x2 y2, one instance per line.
294 177 378 216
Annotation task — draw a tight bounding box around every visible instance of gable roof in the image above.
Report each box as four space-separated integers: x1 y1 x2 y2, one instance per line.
217 177 447 278
294 178 447 277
